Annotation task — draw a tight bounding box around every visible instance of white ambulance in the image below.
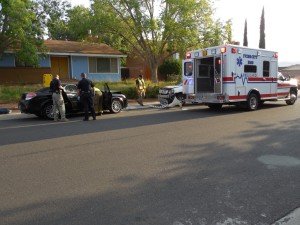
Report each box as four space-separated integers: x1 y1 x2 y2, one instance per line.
182 45 298 110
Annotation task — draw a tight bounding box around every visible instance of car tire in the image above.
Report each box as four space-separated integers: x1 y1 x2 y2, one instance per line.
110 99 122 113
43 103 54 119
176 93 186 106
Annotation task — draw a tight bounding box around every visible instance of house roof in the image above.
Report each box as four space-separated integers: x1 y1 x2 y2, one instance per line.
281 64 300 71
44 40 126 57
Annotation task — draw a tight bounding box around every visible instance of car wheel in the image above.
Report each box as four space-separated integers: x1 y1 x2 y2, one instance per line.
286 90 297 105
43 103 54 119
247 93 259 110
176 93 186 106
110 99 122 113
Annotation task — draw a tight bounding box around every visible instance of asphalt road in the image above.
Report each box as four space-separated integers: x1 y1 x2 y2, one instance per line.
0 102 300 225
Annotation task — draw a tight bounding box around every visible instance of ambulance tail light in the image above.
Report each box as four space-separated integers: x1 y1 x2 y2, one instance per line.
231 48 237 54
217 95 225 101
273 53 278 58
186 52 191 59
220 47 226 53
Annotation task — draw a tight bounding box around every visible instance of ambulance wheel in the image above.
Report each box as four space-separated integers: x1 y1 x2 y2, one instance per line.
247 93 259 110
286 90 297 105
207 103 222 110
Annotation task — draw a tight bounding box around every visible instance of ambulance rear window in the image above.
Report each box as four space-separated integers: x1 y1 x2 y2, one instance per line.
244 65 257 73
263 61 270 77
184 62 193 76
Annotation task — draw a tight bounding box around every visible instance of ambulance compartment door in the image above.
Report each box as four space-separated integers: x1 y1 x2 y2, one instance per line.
269 60 277 94
196 57 214 93
214 56 222 93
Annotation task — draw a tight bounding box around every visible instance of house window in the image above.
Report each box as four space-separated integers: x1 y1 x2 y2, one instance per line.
89 57 118 73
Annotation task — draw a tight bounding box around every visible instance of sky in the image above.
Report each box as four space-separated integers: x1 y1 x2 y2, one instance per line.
71 0 300 67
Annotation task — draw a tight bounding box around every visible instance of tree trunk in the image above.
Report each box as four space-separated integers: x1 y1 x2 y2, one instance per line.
149 59 159 83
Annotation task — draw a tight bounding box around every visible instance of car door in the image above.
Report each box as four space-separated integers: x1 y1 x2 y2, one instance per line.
102 83 112 109
64 84 81 112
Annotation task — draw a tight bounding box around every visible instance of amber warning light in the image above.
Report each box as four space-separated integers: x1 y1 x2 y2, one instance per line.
186 52 191 58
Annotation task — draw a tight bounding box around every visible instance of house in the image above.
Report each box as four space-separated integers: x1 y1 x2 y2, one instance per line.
0 40 126 84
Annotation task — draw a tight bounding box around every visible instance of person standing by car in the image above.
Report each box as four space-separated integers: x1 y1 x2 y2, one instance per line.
50 75 68 122
136 74 146 106
77 72 96 121
93 86 103 116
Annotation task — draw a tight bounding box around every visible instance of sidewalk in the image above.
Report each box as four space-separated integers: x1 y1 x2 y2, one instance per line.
0 99 161 114
126 98 160 110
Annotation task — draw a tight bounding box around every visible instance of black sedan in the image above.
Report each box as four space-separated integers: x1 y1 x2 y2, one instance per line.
19 83 128 119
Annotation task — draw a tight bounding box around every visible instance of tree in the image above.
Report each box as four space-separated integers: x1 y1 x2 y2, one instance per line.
91 0 217 82
243 19 248 46
33 0 72 40
67 6 93 41
0 0 45 66
259 7 265 49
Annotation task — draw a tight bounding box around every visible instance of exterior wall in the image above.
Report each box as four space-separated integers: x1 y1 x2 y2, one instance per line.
0 67 52 84
126 55 151 80
1 53 123 83
0 53 15 67
39 55 51 67
71 56 122 82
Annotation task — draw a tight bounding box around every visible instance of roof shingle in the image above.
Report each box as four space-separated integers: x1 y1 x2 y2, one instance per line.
44 40 125 56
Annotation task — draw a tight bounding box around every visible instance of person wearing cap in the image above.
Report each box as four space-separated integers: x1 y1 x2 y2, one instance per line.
135 74 146 106
49 74 68 122
77 72 96 121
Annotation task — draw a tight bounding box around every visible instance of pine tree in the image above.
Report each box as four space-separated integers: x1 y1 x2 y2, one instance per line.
243 19 248 47
259 7 266 49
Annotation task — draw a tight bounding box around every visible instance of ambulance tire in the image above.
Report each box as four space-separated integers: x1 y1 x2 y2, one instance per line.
207 103 223 110
247 93 259 111
286 90 297 105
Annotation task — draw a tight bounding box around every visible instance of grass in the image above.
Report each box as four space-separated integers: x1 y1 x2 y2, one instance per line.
0 79 178 102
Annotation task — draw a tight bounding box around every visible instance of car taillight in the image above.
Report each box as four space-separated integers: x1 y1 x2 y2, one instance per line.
25 92 37 100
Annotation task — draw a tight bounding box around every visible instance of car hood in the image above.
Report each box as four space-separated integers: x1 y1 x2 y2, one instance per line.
161 85 182 89
110 90 123 94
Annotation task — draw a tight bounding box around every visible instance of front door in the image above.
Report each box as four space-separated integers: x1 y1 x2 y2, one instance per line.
50 57 69 80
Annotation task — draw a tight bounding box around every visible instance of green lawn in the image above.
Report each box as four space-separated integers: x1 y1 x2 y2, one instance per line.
0 80 177 102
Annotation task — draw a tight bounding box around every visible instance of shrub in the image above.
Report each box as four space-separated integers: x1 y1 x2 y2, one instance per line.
158 59 182 81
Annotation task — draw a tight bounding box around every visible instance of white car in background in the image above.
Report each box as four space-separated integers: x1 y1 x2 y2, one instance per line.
158 82 186 106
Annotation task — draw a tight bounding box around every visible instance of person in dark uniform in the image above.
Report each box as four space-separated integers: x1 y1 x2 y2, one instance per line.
77 72 96 121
